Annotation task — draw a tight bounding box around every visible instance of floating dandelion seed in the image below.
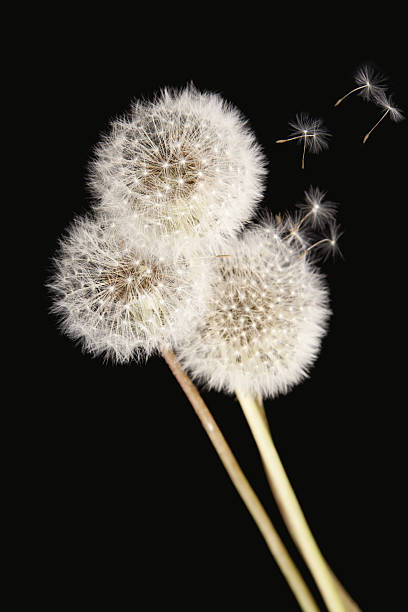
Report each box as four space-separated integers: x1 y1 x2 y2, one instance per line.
334 64 386 107
363 91 404 143
89 85 267 254
48 214 210 363
293 187 338 231
276 114 330 169
300 222 342 261
283 187 340 253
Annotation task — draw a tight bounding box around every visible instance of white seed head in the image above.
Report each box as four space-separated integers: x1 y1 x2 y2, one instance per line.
48 214 211 363
176 219 331 399
88 85 267 253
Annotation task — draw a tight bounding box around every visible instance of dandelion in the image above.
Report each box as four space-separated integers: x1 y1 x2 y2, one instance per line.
276 114 330 169
89 85 267 253
363 91 404 143
176 216 348 612
48 214 210 363
334 64 386 107
49 213 326 612
176 218 331 399
47 76 365 612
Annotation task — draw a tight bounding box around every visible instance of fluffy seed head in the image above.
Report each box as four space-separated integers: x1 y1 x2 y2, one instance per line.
89 86 267 253
49 214 210 363
176 219 331 399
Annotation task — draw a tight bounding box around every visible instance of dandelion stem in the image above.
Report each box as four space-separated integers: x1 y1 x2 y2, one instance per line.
363 109 390 143
161 348 320 612
254 396 362 612
334 85 367 107
235 389 347 612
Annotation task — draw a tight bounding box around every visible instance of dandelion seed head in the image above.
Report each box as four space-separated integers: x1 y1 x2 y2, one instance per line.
89 85 267 253
48 214 211 363
176 219 331 399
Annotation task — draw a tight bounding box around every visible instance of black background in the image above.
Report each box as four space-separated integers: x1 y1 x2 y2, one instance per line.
33 16 406 611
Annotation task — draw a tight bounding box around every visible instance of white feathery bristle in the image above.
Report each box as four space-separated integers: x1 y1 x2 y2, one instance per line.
88 85 267 253
288 113 330 152
296 186 338 230
373 90 404 122
354 64 387 100
175 219 331 399
48 214 211 363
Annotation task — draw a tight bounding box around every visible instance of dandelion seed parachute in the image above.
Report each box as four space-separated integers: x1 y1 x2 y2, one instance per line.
372 90 404 122
287 114 330 153
276 114 330 169
353 65 387 100
295 186 338 230
89 85 267 253
176 219 331 399
49 214 211 363
334 65 386 107
362 90 404 143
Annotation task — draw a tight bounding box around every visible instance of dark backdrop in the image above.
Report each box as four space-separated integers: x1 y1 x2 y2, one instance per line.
34 21 406 611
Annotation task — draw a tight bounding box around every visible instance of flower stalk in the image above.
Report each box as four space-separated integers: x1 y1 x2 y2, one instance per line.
235 388 347 612
162 348 320 612
253 395 362 612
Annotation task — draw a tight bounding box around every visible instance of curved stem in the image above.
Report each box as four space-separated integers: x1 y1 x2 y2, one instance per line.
161 349 320 612
235 389 347 612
